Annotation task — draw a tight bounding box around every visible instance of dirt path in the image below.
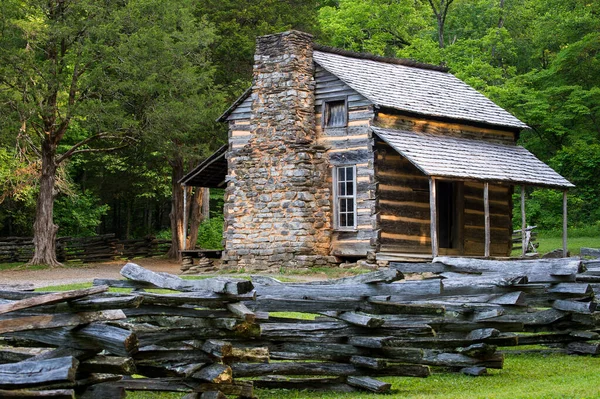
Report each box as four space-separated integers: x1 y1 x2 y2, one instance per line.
0 258 183 289
0 258 330 289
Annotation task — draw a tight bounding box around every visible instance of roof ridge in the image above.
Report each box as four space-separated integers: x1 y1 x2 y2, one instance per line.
313 44 449 73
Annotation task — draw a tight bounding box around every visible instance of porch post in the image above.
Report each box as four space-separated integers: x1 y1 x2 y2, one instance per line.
182 185 187 251
429 178 438 258
521 186 526 257
563 190 568 257
484 182 490 258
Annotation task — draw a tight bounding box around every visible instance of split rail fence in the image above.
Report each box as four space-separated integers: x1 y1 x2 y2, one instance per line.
0 234 170 263
1 255 600 398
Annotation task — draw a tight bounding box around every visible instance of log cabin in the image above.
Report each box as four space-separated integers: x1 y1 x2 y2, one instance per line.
181 31 573 271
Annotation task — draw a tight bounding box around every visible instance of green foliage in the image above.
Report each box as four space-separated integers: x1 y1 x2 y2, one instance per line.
196 217 224 249
54 192 109 237
319 0 428 56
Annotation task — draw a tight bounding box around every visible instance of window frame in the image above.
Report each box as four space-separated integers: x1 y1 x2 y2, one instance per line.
333 164 357 230
322 97 348 128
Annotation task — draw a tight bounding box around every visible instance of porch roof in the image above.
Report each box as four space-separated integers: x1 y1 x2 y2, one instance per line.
178 145 228 188
372 127 574 189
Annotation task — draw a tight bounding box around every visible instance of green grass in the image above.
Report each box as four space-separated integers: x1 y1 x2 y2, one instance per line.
537 236 600 255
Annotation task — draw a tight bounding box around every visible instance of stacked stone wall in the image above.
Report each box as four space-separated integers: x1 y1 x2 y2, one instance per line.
223 31 336 271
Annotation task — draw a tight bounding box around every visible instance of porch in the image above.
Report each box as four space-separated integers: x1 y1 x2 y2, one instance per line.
373 127 575 262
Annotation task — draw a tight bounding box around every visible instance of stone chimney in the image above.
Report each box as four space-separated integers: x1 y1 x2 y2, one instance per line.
223 31 334 271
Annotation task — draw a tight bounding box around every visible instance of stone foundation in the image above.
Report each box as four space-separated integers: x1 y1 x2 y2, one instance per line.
223 31 335 271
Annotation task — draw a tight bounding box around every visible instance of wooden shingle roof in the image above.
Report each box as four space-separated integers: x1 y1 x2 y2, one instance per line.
314 50 529 130
179 145 228 188
373 127 573 189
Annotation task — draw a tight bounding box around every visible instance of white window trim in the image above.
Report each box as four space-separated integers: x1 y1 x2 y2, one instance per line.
333 165 357 230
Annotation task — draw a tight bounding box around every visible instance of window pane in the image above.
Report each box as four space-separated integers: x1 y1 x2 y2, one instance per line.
326 100 346 127
346 182 353 195
338 181 346 196
338 167 345 181
346 199 354 212
347 213 354 227
340 213 347 227
340 198 347 212
346 167 353 180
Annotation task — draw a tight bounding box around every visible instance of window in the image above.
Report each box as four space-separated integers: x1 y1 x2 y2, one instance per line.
334 165 356 229
324 99 347 127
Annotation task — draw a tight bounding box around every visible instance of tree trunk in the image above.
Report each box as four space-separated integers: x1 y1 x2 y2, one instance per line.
29 140 61 267
187 188 205 250
168 157 186 259
437 14 445 49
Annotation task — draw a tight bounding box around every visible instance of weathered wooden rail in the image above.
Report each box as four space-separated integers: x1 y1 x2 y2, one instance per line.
0 256 599 397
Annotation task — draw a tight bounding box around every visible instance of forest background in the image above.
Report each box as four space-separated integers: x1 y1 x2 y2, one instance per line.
0 0 598 261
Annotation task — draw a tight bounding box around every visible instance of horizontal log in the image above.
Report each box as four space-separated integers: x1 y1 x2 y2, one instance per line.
0 389 75 398
346 376 391 393
567 341 600 355
0 310 126 334
322 311 385 328
120 263 253 294
9 324 138 357
303 268 403 285
109 377 191 392
191 364 232 384
0 286 108 315
0 356 78 389
79 355 136 375
138 291 256 308
231 361 430 377
190 381 254 398
552 299 596 314
580 248 600 258
252 279 441 299
251 376 355 393
389 262 448 273
434 257 582 278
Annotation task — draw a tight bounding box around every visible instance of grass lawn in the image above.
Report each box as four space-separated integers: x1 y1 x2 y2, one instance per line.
537 236 600 255
127 353 600 399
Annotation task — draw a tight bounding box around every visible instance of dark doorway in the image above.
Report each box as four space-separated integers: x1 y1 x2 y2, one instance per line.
436 181 463 249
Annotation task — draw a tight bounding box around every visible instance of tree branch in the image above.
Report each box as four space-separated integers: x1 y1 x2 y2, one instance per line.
55 132 131 164
58 144 131 161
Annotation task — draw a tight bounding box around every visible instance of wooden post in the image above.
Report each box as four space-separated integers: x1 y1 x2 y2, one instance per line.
182 185 187 251
563 190 568 257
521 186 526 257
202 188 210 220
484 182 490 258
429 178 438 258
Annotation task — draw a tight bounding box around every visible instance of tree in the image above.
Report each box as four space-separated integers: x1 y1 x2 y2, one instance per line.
0 0 220 265
422 0 455 49
98 0 224 258
318 0 428 56
0 0 136 265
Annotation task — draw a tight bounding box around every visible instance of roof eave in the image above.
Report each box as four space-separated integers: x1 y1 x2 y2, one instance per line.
216 88 252 123
179 145 228 186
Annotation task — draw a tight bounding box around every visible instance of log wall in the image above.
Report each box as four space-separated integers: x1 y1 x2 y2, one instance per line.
315 65 377 256
374 112 518 145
